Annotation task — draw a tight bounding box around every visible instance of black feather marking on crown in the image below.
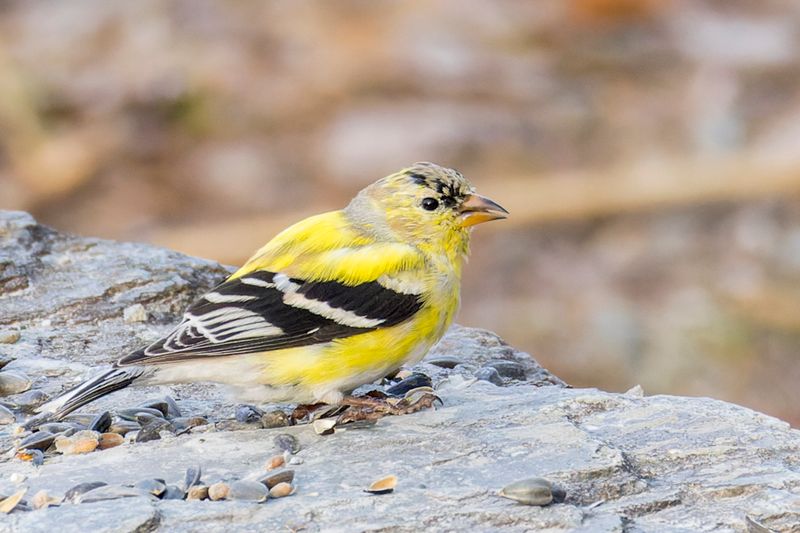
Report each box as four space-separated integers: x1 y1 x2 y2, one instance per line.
408 173 429 186
406 171 465 208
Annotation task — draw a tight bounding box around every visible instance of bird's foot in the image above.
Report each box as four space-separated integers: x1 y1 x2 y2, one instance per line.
336 391 441 423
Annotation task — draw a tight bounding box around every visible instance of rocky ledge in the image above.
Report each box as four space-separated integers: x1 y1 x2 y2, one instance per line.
0 210 798 532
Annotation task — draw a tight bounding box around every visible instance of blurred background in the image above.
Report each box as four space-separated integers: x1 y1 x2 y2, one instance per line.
2 0 800 423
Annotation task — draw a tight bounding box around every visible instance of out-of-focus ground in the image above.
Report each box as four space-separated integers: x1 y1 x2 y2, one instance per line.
2 0 800 423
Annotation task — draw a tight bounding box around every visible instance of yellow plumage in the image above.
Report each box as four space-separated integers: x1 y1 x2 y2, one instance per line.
40 162 508 417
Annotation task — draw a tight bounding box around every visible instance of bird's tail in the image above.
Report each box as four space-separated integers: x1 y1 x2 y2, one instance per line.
37 366 146 419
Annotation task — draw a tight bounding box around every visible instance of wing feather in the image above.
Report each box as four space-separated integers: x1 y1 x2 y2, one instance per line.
117 269 424 366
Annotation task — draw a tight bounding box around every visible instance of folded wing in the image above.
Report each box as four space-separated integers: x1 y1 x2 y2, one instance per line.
117 269 423 365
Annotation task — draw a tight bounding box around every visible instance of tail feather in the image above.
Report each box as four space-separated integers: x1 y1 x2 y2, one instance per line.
37 366 146 419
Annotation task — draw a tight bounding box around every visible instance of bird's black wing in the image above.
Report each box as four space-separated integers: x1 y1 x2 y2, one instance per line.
117 270 422 365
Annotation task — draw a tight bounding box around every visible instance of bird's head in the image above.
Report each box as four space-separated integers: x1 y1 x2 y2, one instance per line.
346 162 508 260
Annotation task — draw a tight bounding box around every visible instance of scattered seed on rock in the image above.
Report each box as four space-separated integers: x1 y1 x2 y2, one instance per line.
15 448 43 465
260 409 289 429
260 470 295 489
98 432 124 450
135 419 172 443
54 427 78 439
171 416 207 432
108 420 140 435
0 488 26 513
424 355 463 369
162 396 182 418
135 412 162 426
625 384 645 397
312 418 336 436
236 404 263 423
89 411 112 433
138 399 171 418
79 485 154 503
123 303 148 323
0 371 32 396
227 480 268 502
187 485 209 500
184 465 203 489
403 387 439 407
498 477 559 506
39 422 78 434
208 482 229 501
19 430 55 451
62 413 94 427
393 369 413 380
0 329 20 344
269 482 294 498
54 430 100 455
31 489 61 510
266 454 285 470
365 475 397 495
215 420 259 432
134 479 166 498
474 367 503 386
161 485 185 500
485 361 525 380
385 374 432 397
7 389 49 411
64 482 107 503
0 405 15 425
117 407 165 422
274 433 300 454
551 484 567 503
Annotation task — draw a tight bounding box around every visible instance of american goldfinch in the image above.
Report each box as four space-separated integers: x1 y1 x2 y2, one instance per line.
39 162 507 418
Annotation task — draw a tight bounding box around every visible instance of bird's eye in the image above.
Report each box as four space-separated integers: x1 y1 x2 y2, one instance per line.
421 197 439 211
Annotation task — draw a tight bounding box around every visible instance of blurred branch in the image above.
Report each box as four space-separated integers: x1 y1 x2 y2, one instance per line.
150 153 800 264
481 154 800 227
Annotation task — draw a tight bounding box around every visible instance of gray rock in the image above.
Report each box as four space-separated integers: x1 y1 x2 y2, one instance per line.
0 371 32 396
0 405 15 425
1 210 799 532
8 498 159 533
474 366 504 386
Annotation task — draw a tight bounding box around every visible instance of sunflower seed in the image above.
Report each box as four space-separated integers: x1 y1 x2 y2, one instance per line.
274 433 300 454
227 480 268 502
365 475 397 495
499 477 560 506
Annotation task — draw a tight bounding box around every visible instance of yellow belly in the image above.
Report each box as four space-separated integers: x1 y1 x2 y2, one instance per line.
258 303 454 401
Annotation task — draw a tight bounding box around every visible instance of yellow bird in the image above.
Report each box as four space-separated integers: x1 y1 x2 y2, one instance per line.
39 162 507 418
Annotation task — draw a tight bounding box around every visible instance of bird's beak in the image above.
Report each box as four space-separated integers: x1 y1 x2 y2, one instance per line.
458 193 509 227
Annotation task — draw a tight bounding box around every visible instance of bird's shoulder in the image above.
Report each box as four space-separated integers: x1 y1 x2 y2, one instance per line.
232 210 427 286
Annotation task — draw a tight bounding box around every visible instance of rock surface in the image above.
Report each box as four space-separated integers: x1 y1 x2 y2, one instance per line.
0 210 799 532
